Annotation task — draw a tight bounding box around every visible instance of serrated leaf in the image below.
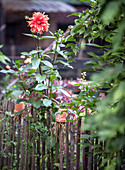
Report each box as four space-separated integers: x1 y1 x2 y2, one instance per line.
41 60 53 68
32 58 40 69
43 99 52 107
35 83 48 91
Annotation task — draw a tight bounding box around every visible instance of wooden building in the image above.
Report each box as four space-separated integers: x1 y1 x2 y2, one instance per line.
0 0 93 79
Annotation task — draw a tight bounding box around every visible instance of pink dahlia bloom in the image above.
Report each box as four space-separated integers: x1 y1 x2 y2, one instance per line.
27 12 49 34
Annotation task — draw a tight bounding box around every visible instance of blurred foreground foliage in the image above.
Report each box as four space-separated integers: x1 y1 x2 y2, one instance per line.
71 0 125 169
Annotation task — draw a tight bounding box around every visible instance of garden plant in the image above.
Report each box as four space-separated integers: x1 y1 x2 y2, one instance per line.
0 0 125 169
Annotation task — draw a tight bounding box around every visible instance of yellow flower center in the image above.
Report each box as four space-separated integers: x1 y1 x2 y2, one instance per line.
37 20 41 25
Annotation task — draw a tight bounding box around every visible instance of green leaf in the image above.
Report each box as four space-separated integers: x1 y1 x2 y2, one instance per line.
87 52 101 60
0 69 16 74
23 33 39 39
32 100 42 109
85 60 97 66
21 64 32 72
65 35 76 42
16 98 27 104
29 50 40 55
40 36 56 40
0 54 11 64
91 144 102 149
35 83 48 91
69 12 82 17
41 60 53 68
0 44 3 48
46 136 55 150
101 1 121 24
114 81 125 100
88 37 93 43
35 73 46 82
59 88 71 97
32 58 41 69
71 24 83 36
43 99 52 107
86 43 103 48
21 52 29 56
11 109 25 117
11 90 23 97
56 60 73 69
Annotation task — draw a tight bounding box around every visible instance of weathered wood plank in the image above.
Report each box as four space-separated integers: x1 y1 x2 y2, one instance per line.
66 115 70 170
16 115 21 170
76 117 81 170
60 124 64 170
70 121 75 170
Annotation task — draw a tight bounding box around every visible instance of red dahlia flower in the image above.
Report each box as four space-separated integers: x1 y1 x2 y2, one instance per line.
27 12 49 34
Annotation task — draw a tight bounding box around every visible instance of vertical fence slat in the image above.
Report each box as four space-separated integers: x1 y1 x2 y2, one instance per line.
60 124 64 170
31 107 36 170
82 145 86 170
41 139 45 170
10 99 16 169
94 138 98 170
70 120 75 170
0 111 4 169
76 117 81 170
55 122 59 170
2 101 8 167
47 108 51 170
49 108 54 170
37 133 40 170
16 115 21 170
20 105 27 170
41 110 45 170
66 115 69 170
7 99 12 169
24 106 29 170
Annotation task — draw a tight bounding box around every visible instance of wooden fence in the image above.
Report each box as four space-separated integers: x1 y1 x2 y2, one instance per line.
0 99 100 170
